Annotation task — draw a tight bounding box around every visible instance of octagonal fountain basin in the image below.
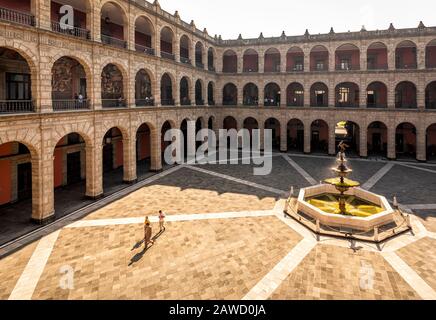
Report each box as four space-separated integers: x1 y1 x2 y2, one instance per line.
297 184 395 232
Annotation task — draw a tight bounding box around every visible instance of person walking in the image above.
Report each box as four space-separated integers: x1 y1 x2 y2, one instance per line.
158 210 166 231
144 216 154 248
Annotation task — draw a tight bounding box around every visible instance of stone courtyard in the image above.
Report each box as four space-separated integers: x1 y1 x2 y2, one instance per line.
1 152 436 300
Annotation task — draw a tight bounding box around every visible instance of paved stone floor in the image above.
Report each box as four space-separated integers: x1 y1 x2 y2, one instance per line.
1 152 436 300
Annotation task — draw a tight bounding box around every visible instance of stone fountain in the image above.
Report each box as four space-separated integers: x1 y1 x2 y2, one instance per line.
285 141 412 242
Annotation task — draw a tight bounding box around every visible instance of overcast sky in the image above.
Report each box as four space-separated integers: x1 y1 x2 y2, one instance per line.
158 0 436 39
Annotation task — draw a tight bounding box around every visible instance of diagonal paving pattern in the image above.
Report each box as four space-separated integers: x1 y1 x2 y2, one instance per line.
362 162 395 190
281 154 317 185
187 165 287 196
8 231 60 300
2 154 436 300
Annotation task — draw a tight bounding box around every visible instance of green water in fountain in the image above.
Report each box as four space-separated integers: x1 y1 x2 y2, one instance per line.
307 194 384 217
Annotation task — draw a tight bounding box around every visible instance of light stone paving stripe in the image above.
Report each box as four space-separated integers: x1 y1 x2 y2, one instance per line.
399 163 436 174
186 165 287 196
8 230 60 300
361 162 395 190
406 204 436 210
281 154 317 185
65 211 275 228
382 251 436 300
428 232 436 239
242 238 317 300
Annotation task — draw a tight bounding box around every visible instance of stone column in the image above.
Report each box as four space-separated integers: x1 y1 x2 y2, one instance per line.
387 125 396 160
216 82 223 105
187 120 197 159
281 50 287 73
39 54 53 113
360 47 367 71
93 63 102 110
280 121 287 152
128 15 135 51
85 145 103 199
416 127 427 161
216 51 223 73
304 121 311 154
360 87 367 108
31 155 54 223
303 49 310 72
387 76 395 109
259 121 265 150
328 82 335 108
388 44 396 70
329 49 335 72
304 80 311 107
328 124 336 155
189 79 195 105
150 128 162 172
259 50 265 73
417 75 425 110
359 127 368 157
259 84 265 107
36 0 51 30
237 51 243 74
174 38 180 63
92 2 101 42
174 79 180 106
237 84 243 106
123 137 137 183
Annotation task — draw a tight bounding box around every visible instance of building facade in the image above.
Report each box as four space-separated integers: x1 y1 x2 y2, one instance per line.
0 0 435 225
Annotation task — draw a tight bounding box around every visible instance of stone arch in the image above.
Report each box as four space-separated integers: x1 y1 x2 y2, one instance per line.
134 14 155 50
243 82 259 106
51 55 92 110
243 48 259 72
286 46 304 72
223 49 238 73
135 68 154 106
264 47 281 72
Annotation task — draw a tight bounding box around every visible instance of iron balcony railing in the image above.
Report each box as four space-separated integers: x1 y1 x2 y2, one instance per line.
53 99 89 111
135 44 155 56
161 99 175 106
336 103 359 108
287 65 304 72
0 7 35 26
181 99 191 106
208 100 215 106
223 101 237 106
367 103 387 109
311 65 328 72
335 64 361 71
426 101 436 109
208 65 216 72
196 62 204 69
101 34 127 49
367 63 388 70
161 51 175 61
195 99 205 106
287 102 304 107
396 63 417 70
264 101 280 107
135 99 155 107
0 100 34 113
396 103 418 109
244 102 259 106
102 99 126 108
243 68 258 73
180 56 191 65
51 21 90 39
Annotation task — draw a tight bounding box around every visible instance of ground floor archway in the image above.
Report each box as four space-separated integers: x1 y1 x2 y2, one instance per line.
395 122 417 159
265 118 280 150
426 123 436 161
368 121 388 157
335 121 360 156
311 120 329 154
287 119 304 152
